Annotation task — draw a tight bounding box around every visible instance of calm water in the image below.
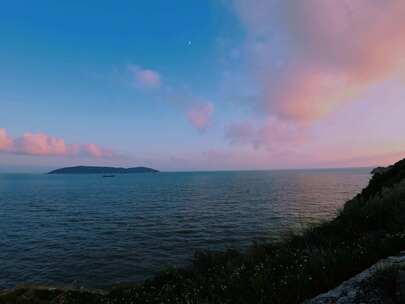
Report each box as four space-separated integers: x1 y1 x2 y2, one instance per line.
0 169 370 289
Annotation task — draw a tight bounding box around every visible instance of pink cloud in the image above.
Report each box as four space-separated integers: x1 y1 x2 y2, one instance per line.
0 128 13 150
128 65 161 88
232 0 405 122
164 89 216 131
82 143 113 158
0 129 113 158
126 65 216 132
226 117 305 149
187 103 214 131
14 133 70 156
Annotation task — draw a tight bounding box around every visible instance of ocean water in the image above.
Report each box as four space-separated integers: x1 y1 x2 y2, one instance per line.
0 169 370 289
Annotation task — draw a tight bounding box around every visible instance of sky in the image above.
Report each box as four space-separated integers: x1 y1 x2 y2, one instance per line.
1 0 405 172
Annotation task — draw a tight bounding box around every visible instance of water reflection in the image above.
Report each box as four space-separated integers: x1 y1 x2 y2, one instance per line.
0 169 370 288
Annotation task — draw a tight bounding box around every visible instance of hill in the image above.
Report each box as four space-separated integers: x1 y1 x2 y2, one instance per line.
48 166 159 174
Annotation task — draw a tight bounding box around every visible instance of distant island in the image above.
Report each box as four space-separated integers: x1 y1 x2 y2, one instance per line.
48 166 159 174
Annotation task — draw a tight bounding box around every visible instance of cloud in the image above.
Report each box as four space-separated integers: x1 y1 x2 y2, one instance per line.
14 133 72 156
0 128 13 150
232 0 405 122
225 117 305 149
187 103 214 131
0 129 113 158
82 143 113 158
225 121 255 145
128 65 161 88
127 64 215 131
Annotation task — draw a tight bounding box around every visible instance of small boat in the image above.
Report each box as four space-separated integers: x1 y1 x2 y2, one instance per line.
103 175 115 178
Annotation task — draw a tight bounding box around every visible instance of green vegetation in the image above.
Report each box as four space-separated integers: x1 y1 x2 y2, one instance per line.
2 159 405 304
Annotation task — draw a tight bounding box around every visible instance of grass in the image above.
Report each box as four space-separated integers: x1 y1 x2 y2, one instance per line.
2 161 405 303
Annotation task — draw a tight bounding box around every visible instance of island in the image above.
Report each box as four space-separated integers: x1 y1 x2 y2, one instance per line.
48 166 159 174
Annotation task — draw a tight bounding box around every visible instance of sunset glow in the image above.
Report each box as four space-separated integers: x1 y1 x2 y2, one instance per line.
1 0 405 171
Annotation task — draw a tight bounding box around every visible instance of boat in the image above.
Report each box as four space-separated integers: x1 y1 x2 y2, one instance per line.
103 175 115 178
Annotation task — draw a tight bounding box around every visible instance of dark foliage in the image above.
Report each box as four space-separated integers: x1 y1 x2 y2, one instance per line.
48 166 159 174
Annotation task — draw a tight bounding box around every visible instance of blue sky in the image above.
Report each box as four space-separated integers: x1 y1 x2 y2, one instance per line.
0 1 242 171
2 1 405 172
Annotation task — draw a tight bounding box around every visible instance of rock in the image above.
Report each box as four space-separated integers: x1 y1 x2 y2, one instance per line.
371 166 392 175
305 252 405 304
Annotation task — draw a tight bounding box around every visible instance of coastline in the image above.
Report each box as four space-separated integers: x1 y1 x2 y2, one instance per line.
2 159 405 303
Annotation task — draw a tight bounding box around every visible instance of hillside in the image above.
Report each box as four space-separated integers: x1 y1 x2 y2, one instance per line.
48 166 159 174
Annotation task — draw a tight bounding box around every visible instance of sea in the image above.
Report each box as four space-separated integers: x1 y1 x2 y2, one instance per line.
0 168 371 289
